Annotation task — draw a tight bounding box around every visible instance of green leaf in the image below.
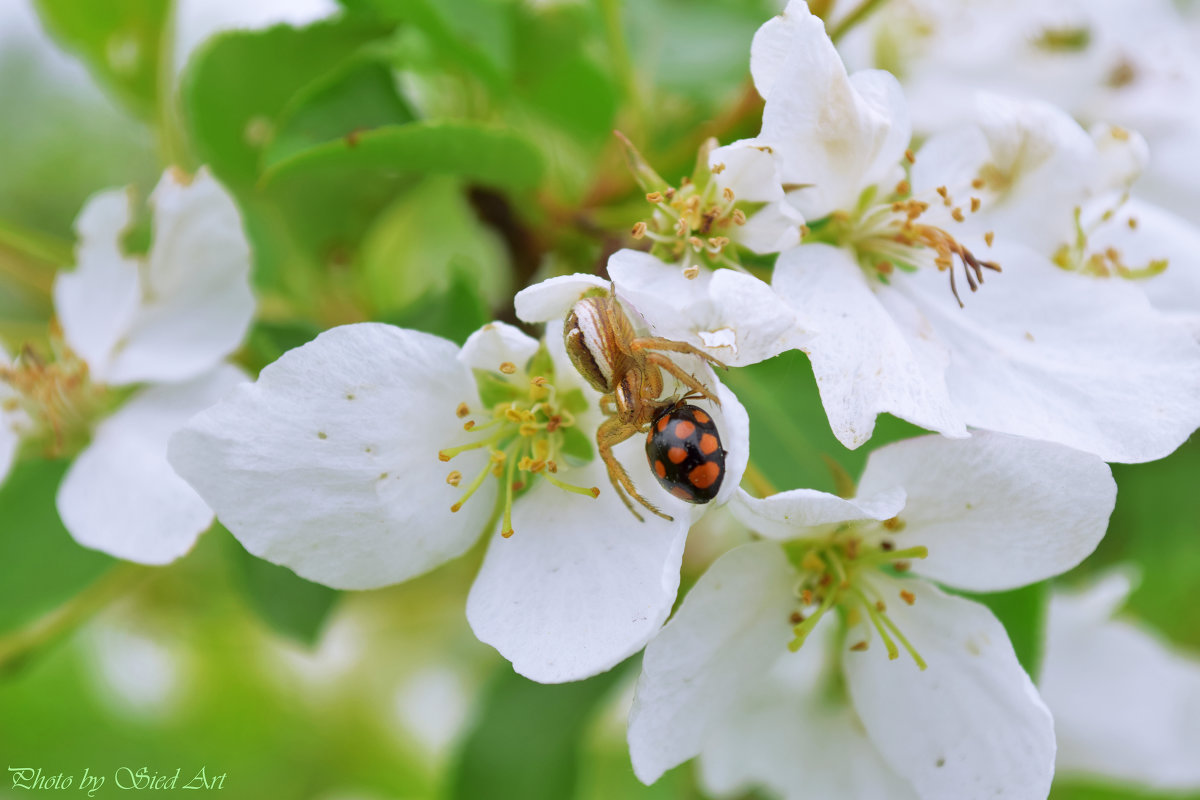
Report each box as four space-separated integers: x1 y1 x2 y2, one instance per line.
385 267 492 346
32 0 169 119
962 581 1049 678
267 55 417 167
223 527 339 646
244 318 324 371
0 460 113 633
450 660 629 800
263 121 545 192
359 176 509 315
182 17 396 188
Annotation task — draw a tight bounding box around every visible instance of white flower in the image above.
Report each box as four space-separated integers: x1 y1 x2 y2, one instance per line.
168 289 750 684
0 167 254 563
722 1 1200 461
628 432 1116 800
1041 570 1200 790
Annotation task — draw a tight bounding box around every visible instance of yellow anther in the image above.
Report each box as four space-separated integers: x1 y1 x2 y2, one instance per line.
970 197 981 213
646 191 664 203
900 589 916 605
632 221 647 239
499 362 517 375
904 149 915 164
711 162 726 175
894 179 910 195
984 231 995 247
722 187 735 202
463 420 476 431
682 265 700 280
849 641 869 652
446 471 462 486
456 402 470 418
732 209 747 225
951 207 965 222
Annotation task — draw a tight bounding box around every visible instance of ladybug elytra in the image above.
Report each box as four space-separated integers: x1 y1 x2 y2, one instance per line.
645 402 726 503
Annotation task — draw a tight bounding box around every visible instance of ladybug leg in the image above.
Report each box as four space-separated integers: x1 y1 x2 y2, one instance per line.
629 337 728 370
643 352 721 406
597 416 673 522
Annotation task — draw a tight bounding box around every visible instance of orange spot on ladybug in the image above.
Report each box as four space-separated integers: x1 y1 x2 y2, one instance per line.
693 410 710 424
699 433 719 455
670 486 693 500
673 420 696 439
689 462 721 490
667 447 688 464
657 415 670 432
654 460 667 479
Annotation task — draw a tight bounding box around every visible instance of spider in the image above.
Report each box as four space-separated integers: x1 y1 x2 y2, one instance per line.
563 292 726 522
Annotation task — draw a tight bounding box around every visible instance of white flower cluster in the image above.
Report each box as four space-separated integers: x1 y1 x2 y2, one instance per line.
5 1 1200 798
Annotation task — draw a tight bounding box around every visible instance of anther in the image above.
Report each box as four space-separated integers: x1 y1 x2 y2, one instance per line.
905 149 915 164
632 221 647 239
970 197 981 213
894 179 910 195
971 178 985 190
722 187 735 202
731 209 746 225
456 402 470 418
499 362 517 375
984 231 995 247
646 191 664 203
894 561 911 572
711 162 726 175
1127 217 1138 230
951 207 965 223
789 611 804 624
850 641 869 652
446 471 462 486
682 265 700 280
464 420 476 431
900 589 915 605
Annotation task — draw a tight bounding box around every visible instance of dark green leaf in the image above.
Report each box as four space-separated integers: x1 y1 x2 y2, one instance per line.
182 18 395 188
223 526 339 646
0 460 113 633
262 121 545 192
32 0 169 118
451 660 629 800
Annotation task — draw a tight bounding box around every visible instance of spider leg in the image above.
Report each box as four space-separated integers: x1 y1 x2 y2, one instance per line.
597 416 673 522
644 352 721 406
629 336 728 370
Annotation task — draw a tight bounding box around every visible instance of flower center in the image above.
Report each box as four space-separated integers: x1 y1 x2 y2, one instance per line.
437 347 599 538
631 174 747 278
808 177 1002 308
0 333 112 458
784 520 929 670
1052 199 1168 280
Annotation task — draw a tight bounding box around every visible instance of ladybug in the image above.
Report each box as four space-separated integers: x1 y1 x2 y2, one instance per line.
645 402 726 503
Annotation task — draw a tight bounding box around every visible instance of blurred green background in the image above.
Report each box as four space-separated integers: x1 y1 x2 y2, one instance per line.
0 1 1197 798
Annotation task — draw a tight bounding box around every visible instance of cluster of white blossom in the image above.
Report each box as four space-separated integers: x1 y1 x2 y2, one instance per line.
4 1 1200 798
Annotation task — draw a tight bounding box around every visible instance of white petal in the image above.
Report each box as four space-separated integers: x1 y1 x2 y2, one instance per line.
710 377 750 508
0 347 21 485
736 199 804 255
609 250 798 366
709 140 786 205
700 625 917 800
1090 123 1149 194
458 321 540 373
773 244 967 448
730 486 907 542
513 273 610 323
54 188 141 379
168 323 496 590
895 241 1200 463
626 542 796 783
843 578 1055 800
1042 571 1200 790
57 364 247 564
1086 196 1200 339
749 2 909 218
857 432 1114 592
103 168 255 385
466 450 693 684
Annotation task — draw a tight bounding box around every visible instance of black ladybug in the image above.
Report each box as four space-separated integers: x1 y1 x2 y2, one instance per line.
645 402 726 503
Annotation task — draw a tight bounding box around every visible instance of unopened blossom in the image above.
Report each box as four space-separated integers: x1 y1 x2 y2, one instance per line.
170 281 749 684
629 432 1115 800
1041 570 1200 790
714 0 1200 462
0 168 253 563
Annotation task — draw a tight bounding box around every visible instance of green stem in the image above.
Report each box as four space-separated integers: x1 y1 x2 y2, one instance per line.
829 0 889 43
0 563 155 679
154 1 191 169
